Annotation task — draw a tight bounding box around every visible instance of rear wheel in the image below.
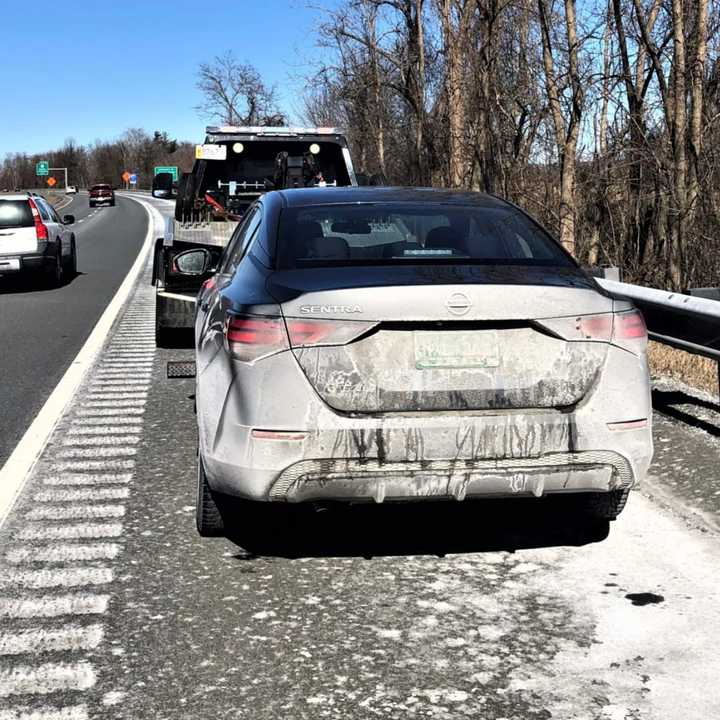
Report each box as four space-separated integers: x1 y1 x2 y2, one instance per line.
44 248 63 288
577 489 630 521
64 238 77 276
89 201 95 208
196 453 225 537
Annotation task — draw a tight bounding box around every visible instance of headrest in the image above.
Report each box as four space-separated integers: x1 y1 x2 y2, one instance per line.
425 226 465 252
297 221 324 240
305 235 350 259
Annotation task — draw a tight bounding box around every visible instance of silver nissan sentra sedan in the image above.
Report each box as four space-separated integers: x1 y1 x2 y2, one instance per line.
179 187 653 537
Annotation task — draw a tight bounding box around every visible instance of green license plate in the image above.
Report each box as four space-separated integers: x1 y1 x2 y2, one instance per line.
414 330 500 369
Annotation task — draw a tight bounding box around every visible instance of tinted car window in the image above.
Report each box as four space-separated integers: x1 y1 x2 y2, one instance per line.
47 204 62 223
36 200 52 221
221 207 262 275
0 200 33 228
277 203 573 269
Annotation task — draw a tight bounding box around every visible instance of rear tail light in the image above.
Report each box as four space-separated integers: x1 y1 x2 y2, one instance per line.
536 309 647 355
614 309 646 338
579 314 613 341
225 314 378 362
224 314 288 362
28 199 48 241
285 318 377 348
612 309 648 354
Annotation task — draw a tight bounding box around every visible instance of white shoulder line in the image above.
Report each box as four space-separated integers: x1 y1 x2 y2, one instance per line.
0 196 163 530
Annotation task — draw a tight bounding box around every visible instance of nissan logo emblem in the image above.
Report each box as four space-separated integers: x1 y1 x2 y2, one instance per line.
446 292 472 316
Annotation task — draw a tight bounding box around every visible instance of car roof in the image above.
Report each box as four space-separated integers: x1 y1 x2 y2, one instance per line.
0 192 39 201
274 186 510 209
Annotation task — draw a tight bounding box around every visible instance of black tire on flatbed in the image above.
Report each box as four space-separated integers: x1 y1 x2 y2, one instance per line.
196 454 225 537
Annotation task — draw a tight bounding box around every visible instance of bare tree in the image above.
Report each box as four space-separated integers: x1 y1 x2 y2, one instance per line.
537 0 584 255
438 0 475 187
195 52 285 126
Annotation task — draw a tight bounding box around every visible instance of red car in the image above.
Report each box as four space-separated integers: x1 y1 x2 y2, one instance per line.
89 184 115 208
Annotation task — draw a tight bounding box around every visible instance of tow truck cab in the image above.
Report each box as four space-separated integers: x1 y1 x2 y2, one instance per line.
152 126 357 345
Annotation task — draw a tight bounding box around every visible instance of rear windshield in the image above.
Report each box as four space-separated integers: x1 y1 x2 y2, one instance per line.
91 185 111 191
0 200 32 229
276 203 573 269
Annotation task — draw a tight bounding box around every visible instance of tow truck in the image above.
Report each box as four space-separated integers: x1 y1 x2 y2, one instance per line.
151 125 358 345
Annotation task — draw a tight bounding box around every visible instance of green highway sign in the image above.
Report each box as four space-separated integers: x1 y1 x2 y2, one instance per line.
154 166 178 181
36 161 49 176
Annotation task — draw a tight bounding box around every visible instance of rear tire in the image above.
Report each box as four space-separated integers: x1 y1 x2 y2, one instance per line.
64 238 77 276
89 201 95 208
578 489 630 521
196 453 225 537
44 248 63 288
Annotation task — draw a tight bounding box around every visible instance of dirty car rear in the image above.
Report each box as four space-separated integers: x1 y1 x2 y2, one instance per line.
194 188 653 521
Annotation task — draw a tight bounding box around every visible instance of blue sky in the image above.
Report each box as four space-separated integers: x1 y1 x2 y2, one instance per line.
1 0 332 156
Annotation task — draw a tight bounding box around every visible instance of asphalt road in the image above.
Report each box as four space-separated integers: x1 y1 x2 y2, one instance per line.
0 195 718 719
0 194 148 467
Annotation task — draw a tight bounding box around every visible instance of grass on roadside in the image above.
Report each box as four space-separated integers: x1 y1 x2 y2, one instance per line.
36 189 72 208
648 340 719 397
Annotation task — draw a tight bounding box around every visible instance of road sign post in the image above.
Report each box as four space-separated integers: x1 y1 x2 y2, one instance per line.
49 167 68 189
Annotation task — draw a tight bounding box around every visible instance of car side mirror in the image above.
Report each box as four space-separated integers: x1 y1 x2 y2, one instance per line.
63 214 75 225
174 248 214 275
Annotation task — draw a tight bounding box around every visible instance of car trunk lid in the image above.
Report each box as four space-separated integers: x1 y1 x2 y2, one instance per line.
269 266 613 413
0 200 37 255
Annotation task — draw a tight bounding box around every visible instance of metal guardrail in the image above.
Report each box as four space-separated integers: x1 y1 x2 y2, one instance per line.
596 277 720 391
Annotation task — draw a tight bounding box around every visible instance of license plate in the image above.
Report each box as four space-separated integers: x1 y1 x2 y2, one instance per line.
0 257 20 272
414 330 500 369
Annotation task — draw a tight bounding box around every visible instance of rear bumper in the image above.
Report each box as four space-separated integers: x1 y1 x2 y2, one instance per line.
268 451 631 503
199 339 654 504
203 412 651 503
0 249 54 274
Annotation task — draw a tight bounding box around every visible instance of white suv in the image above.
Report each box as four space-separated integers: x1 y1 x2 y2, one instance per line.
0 193 77 286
